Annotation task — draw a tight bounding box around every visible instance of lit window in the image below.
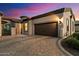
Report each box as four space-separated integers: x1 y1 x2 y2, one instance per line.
25 23 28 31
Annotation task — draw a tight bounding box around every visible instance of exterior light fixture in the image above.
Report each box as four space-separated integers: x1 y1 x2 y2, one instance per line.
59 17 63 28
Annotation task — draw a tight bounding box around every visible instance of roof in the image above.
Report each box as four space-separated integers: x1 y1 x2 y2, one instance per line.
0 8 75 22
31 8 75 20
2 16 20 23
2 16 29 23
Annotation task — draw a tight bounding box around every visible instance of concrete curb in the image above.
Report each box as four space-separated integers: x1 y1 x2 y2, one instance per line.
57 38 73 56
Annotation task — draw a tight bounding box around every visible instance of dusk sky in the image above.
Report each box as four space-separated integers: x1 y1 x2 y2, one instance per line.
0 3 79 20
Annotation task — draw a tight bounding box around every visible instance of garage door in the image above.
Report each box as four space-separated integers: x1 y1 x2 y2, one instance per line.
35 22 58 37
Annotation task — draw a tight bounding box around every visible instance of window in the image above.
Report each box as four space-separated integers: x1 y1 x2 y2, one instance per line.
25 23 28 31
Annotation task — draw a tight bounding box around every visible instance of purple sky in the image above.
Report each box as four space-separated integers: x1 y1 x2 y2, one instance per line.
0 3 79 20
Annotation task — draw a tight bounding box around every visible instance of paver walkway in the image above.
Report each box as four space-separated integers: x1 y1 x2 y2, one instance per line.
0 35 66 56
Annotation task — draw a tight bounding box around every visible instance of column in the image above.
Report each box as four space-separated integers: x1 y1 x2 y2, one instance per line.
28 20 33 36
16 23 22 35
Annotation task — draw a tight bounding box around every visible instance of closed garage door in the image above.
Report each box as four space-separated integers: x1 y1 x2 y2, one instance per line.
35 22 58 37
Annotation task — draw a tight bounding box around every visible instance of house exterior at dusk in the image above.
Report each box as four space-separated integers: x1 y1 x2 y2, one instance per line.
27 8 75 39
0 8 75 39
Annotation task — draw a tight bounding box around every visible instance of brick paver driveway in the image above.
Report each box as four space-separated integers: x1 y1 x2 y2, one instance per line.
0 35 65 56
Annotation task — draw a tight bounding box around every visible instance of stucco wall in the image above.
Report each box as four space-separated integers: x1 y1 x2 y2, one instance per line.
71 17 75 34
15 23 22 35
33 15 59 24
62 12 70 38
58 17 63 38
62 11 75 39
32 14 62 36
28 11 75 38
11 27 16 36
28 20 33 36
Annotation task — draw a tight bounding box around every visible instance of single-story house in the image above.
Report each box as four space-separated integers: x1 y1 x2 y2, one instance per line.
0 8 75 39
27 8 75 39
75 21 79 32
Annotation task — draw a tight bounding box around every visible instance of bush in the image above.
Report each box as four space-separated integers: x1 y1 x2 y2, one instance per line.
65 38 79 50
72 33 79 40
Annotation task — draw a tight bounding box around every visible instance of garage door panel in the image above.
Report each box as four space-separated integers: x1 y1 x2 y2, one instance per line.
35 22 58 37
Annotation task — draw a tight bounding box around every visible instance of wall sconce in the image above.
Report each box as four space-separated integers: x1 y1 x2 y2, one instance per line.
59 21 63 28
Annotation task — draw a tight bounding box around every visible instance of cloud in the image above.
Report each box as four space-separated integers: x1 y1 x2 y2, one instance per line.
6 3 56 18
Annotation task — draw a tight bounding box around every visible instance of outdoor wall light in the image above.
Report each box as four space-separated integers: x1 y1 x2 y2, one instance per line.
59 18 63 28
58 17 63 23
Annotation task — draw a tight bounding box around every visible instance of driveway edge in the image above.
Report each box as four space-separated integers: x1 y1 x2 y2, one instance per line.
57 38 73 56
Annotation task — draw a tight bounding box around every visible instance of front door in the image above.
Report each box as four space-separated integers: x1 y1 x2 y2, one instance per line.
2 22 11 36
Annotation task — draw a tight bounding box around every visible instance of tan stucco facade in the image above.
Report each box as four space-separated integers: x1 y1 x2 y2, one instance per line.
27 8 75 39
60 11 75 38
15 23 22 35
0 16 22 36
0 8 75 39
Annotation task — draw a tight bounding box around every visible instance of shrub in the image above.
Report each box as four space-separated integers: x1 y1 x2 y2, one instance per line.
65 38 79 50
72 33 79 40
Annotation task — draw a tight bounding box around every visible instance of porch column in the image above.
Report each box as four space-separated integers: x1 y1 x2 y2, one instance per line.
11 27 16 36
28 20 33 36
0 16 2 36
15 23 22 35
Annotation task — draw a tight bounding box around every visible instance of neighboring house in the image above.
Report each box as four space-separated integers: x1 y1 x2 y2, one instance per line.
0 8 75 39
0 13 27 36
75 21 79 32
27 8 75 39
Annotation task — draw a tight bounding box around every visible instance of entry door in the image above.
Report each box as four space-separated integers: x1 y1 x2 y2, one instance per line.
35 22 58 37
2 23 11 36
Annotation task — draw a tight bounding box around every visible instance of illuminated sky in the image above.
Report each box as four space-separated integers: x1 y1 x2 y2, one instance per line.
0 3 79 20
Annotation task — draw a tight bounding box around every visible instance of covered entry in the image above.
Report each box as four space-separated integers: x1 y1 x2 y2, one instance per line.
2 21 11 36
34 22 58 37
